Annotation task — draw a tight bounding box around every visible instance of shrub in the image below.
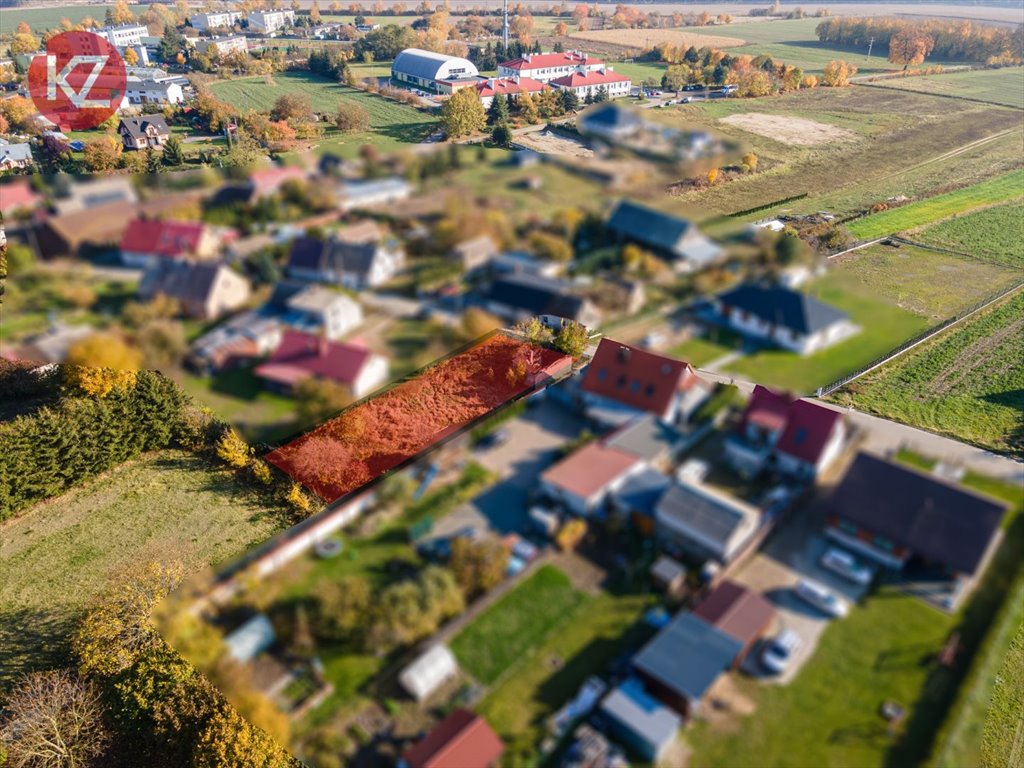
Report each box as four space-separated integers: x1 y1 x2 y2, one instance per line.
216 428 251 468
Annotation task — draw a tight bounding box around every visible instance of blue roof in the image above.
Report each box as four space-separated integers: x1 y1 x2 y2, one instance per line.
614 466 671 517
632 613 742 702
601 678 681 749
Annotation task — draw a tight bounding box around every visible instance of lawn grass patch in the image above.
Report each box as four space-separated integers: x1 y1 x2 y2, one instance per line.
829 242 1022 320
847 169 1024 240
478 589 654 755
913 200 1024 268
829 291 1024 456
688 586 957 767
724 270 930 393
862 67 1024 109
979 614 1024 768
669 327 742 367
0 450 284 688
450 565 585 685
209 72 437 157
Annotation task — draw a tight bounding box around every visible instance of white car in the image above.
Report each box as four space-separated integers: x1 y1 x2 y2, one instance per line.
795 579 848 618
761 629 801 674
821 547 874 586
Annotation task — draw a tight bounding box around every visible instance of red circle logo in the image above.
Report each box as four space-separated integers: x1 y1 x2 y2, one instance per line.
28 31 127 130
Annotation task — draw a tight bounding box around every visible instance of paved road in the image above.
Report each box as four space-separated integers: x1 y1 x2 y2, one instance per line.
695 370 1024 484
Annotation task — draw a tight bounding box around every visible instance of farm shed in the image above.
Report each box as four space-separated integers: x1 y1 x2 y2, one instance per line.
391 48 480 94
399 644 459 702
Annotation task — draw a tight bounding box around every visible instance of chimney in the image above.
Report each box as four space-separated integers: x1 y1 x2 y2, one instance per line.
317 333 329 358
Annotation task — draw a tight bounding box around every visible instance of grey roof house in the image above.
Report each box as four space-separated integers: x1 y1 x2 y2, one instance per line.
0 140 34 171
139 260 251 320
286 222 404 290
578 102 644 142
655 481 761 564
712 282 858 356
481 273 601 329
118 116 171 150
631 612 743 716
607 200 722 272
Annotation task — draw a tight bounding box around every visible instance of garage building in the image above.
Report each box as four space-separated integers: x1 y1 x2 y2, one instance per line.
391 48 481 94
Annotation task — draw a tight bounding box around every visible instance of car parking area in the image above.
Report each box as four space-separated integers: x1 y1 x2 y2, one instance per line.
430 397 587 541
733 501 873 685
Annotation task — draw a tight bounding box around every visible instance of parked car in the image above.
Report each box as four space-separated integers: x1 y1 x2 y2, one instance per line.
642 331 666 349
475 428 510 451
680 96 693 103
795 579 849 618
761 628 801 674
821 547 875 585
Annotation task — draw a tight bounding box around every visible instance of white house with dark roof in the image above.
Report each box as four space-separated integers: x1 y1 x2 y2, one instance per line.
126 78 185 106
286 221 404 290
712 282 858 355
607 200 722 272
118 116 171 149
481 273 601 329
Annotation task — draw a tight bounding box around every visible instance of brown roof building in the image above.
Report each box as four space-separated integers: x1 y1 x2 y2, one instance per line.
693 580 775 666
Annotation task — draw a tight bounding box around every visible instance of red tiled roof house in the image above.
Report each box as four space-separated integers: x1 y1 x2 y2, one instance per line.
541 441 644 516
498 50 604 82
725 385 846 480
473 76 548 108
254 329 389 399
401 709 505 768
580 338 708 428
119 218 224 268
550 68 632 100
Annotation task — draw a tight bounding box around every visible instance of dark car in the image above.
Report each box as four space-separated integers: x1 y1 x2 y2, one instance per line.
475 428 510 451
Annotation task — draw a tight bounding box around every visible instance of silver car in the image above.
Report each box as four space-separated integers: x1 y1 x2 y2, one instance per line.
761 628 801 674
821 547 874 586
795 578 849 618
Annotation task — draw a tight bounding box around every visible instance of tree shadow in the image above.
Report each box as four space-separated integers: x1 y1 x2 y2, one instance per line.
0 606 78 690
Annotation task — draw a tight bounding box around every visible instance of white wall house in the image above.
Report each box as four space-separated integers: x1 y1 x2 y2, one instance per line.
399 645 459 702
248 9 296 33
190 11 243 31
194 35 248 58
550 68 632 100
126 78 184 105
497 50 604 83
351 354 389 398
98 24 148 47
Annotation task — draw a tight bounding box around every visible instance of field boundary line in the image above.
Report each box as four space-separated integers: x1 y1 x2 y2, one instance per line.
855 80 1024 111
814 281 1024 398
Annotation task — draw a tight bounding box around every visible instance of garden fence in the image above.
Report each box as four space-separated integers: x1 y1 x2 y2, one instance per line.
814 280 1024 398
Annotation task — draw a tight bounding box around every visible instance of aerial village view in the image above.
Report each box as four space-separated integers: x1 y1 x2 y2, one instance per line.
0 0 1021 766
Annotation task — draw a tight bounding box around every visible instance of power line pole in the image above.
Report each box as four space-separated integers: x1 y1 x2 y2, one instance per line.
867 36 875 58
502 0 509 51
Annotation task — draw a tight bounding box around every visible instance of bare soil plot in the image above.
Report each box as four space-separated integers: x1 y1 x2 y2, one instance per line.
515 129 593 158
569 28 745 52
719 113 859 146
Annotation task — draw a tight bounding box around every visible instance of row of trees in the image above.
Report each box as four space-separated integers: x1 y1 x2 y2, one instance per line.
816 17 1023 67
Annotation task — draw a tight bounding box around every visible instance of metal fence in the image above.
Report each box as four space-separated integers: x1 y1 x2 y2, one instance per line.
815 280 1024 398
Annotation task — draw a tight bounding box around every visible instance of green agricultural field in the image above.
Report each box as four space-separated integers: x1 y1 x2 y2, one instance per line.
689 18 961 75
830 291 1024 456
723 269 931 393
829 242 1023 320
847 169 1024 240
610 60 668 84
0 5 146 35
209 72 438 157
862 67 1024 109
658 85 1023 217
450 565 585 685
913 201 1024 268
0 450 284 688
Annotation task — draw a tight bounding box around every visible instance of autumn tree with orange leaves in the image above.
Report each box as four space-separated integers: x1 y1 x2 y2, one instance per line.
888 29 935 69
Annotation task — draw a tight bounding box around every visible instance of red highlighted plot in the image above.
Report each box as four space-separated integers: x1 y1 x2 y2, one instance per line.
266 333 571 503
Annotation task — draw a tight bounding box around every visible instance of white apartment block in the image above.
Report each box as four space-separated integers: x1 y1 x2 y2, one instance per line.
194 36 248 58
126 78 185 106
248 9 296 34
190 11 244 31
98 24 148 48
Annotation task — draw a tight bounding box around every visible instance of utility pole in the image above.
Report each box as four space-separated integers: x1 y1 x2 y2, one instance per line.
867 36 875 58
502 0 509 51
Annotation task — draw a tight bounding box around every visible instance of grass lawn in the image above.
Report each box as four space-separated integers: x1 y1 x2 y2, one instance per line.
724 270 930 393
209 72 437 158
829 291 1024 457
862 67 1024 109
0 450 284 688
980 616 1024 768
829 242 1023 320
847 168 1024 240
450 565 585 685
688 586 957 767
688 18 960 75
611 60 668 84
478 589 655 757
175 366 300 445
669 327 743 367
913 200 1024 268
